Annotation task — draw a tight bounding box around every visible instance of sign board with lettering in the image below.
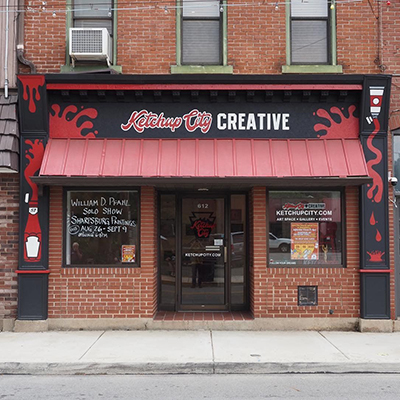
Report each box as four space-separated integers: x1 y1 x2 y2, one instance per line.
66 191 139 265
291 223 319 261
49 90 360 140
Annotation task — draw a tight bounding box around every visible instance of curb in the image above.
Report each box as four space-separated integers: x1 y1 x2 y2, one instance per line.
2 362 400 375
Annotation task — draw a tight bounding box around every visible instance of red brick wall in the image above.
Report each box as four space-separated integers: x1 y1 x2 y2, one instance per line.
250 186 360 319
337 2 381 74
382 1 400 318
387 131 396 319
48 186 157 319
19 1 393 320
249 187 268 316
21 1 380 75
0 175 19 320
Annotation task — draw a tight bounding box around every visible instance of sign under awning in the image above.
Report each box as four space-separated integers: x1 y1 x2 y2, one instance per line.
34 138 371 186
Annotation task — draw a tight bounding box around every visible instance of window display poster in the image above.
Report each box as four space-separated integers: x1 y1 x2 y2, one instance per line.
291 223 319 261
122 245 136 263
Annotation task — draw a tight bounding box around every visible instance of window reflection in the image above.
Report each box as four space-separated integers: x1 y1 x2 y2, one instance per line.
230 195 246 306
160 195 176 308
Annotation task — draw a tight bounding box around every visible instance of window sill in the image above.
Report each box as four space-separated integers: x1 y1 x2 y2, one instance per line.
171 65 233 74
64 264 140 269
282 65 343 74
268 264 344 268
60 64 122 74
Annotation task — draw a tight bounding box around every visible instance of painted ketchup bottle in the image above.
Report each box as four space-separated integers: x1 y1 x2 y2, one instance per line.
24 200 42 262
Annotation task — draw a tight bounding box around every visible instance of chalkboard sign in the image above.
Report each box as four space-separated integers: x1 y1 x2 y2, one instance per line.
66 190 139 266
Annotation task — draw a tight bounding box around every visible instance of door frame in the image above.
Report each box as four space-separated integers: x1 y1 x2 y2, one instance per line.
158 190 249 312
177 193 229 311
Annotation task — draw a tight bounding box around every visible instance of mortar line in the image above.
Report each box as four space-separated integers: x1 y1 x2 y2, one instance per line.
318 331 351 360
210 329 216 374
78 331 106 361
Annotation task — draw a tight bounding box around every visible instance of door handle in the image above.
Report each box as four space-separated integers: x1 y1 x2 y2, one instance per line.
224 246 227 263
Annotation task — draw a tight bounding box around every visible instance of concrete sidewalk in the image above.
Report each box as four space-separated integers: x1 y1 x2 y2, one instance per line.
1 330 400 375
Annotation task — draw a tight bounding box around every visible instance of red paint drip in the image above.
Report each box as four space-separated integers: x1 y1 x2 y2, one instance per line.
375 229 382 242
367 250 385 262
49 104 99 138
313 105 359 139
366 119 383 203
369 212 376 225
24 139 45 202
19 76 45 114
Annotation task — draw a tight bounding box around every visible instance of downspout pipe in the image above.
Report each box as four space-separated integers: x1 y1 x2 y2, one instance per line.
4 0 10 98
16 0 37 74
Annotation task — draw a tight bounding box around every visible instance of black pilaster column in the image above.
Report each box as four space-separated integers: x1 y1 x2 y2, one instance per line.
17 75 49 320
359 75 392 319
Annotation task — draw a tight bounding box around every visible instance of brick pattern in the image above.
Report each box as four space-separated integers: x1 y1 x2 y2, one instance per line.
249 187 268 317
387 132 396 319
382 2 400 318
154 311 253 321
18 1 396 321
45 185 361 320
250 186 360 319
336 3 381 74
48 187 157 319
0 175 19 320
21 0 381 75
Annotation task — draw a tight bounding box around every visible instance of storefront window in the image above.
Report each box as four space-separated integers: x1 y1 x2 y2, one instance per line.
269 191 342 266
65 190 139 266
393 130 400 192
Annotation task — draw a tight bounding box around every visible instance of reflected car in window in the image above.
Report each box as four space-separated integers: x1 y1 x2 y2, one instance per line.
231 231 244 261
269 233 291 253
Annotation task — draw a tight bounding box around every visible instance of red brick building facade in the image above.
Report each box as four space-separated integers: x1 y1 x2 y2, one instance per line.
1 0 399 331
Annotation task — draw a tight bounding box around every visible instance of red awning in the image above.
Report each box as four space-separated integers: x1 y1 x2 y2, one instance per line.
35 138 371 186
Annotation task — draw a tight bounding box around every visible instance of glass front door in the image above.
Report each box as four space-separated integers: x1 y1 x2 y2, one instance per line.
180 197 226 309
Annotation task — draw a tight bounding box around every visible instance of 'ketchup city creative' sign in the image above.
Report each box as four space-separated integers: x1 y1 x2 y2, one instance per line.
120 109 290 134
49 96 360 140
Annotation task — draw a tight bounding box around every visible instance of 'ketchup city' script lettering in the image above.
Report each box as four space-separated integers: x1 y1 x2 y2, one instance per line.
121 109 212 134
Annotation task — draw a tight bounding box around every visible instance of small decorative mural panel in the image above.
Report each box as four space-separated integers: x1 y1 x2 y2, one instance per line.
189 212 217 239
18 75 48 133
20 138 48 269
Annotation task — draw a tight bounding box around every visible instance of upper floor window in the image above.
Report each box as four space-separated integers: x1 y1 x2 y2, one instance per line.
66 0 118 69
181 0 222 65
290 0 330 64
282 0 342 72
73 0 113 32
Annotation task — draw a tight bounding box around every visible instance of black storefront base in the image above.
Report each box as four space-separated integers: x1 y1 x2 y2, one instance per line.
18 273 49 320
360 272 391 319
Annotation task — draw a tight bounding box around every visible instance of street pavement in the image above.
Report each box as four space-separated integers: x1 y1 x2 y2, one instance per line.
1 330 400 375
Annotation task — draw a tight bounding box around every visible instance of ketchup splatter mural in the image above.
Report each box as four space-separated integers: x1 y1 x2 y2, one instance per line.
23 139 45 262
49 104 99 138
313 105 359 139
312 88 387 265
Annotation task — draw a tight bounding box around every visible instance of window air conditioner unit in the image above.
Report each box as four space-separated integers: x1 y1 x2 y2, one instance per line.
69 28 111 67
